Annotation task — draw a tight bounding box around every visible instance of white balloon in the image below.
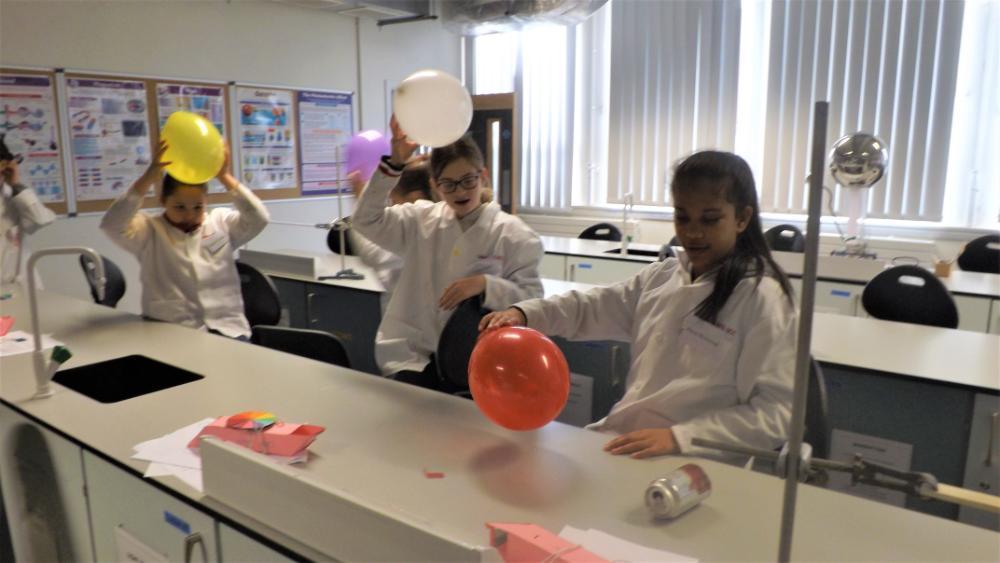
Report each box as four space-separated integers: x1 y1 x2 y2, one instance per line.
393 69 473 148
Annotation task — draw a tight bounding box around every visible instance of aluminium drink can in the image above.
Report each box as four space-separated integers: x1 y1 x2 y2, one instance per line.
645 463 712 519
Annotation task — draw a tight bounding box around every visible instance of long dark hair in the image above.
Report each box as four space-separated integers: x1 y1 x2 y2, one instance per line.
394 161 432 201
672 151 794 325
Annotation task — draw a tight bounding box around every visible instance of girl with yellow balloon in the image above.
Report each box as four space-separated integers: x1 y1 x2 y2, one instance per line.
100 112 270 340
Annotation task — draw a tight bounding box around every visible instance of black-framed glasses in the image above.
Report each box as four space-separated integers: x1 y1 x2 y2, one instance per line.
436 171 481 194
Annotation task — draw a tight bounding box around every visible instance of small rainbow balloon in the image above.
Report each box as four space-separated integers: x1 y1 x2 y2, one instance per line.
226 410 277 430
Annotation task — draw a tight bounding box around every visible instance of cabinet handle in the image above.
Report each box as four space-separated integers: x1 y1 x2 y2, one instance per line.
569 264 576 282
184 531 208 563
306 291 318 325
987 411 998 467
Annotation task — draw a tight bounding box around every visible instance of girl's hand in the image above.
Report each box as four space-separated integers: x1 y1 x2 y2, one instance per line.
388 114 419 168
439 275 486 310
136 141 171 193
348 170 365 198
603 429 678 459
478 307 527 331
216 141 238 191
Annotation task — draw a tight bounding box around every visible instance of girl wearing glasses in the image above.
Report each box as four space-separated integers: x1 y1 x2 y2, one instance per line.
352 117 543 391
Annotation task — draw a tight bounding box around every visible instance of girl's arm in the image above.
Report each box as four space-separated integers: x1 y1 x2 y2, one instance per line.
481 231 544 311
349 228 404 288
509 262 662 342
351 117 423 255
217 146 270 247
100 142 170 253
669 291 797 456
3 160 56 234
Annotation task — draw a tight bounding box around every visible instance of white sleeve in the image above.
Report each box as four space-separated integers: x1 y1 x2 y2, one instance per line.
670 294 797 455
351 161 421 256
481 229 544 311
223 184 270 247
99 190 151 254
349 229 403 289
9 186 56 235
516 263 661 342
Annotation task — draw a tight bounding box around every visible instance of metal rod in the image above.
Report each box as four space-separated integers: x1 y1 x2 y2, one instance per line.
691 438 779 461
778 101 828 563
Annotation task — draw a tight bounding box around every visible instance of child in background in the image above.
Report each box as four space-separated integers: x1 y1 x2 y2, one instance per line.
353 117 543 391
0 134 56 284
481 151 797 462
100 141 269 339
347 161 433 309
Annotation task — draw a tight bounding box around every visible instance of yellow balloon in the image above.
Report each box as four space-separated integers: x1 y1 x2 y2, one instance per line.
159 111 224 185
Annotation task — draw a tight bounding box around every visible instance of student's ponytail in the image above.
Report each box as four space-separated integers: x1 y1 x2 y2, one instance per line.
672 151 794 325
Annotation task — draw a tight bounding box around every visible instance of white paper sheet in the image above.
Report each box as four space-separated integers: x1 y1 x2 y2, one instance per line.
133 418 310 493
0 331 62 357
559 525 697 563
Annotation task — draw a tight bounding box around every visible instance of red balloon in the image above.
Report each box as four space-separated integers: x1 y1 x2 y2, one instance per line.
468 327 570 431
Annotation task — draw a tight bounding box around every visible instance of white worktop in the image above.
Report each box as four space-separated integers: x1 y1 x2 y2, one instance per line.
811 313 1000 391
0 286 997 561
539 235 1000 298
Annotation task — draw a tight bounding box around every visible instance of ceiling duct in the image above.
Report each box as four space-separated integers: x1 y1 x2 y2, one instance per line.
272 0 428 18
438 0 607 36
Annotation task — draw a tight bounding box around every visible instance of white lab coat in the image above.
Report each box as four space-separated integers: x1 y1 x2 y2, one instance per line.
517 255 797 461
348 227 404 312
353 161 544 375
0 182 56 284
100 184 269 338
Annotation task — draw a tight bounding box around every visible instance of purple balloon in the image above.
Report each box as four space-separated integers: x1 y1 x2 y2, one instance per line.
345 130 391 182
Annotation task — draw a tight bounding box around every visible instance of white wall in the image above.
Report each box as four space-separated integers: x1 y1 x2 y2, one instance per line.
1 0 461 313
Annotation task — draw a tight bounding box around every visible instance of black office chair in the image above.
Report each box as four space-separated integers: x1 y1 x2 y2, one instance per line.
658 236 680 261
326 219 355 256
78 255 126 308
251 325 352 368
235 261 282 327
578 222 622 242
436 295 492 394
804 358 830 459
956 234 999 274
764 224 805 253
861 265 959 328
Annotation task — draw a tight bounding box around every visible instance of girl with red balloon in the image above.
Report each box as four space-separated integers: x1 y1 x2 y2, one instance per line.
352 116 544 391
481 151 797 462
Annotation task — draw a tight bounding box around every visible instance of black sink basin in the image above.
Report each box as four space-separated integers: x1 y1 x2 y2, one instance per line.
52 355 203 403
603 247 661 257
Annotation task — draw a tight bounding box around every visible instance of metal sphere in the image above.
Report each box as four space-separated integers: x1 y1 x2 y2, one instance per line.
828 133 889 188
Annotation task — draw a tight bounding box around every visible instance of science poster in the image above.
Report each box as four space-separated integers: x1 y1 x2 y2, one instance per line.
65 77 152 201
236 86 297 190
297 90 353 196
0 74 66 203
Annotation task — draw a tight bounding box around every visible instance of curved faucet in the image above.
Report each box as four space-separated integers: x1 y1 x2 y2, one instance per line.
26 247 105 398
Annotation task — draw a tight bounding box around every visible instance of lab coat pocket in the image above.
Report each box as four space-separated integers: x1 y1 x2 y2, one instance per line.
677 315 735 378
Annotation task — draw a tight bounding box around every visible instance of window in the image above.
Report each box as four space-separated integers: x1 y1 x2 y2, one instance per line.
758 0 965 222
472 0 998 229
472 27 574 211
